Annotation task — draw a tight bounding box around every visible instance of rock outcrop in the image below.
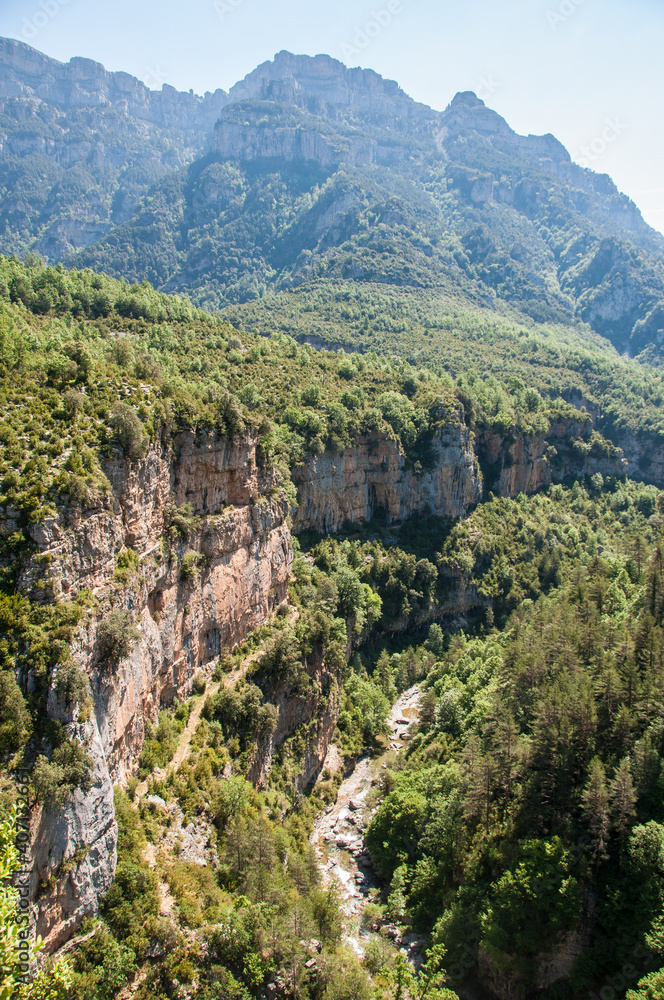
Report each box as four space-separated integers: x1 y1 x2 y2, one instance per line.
24 430 292 947
0 37 227 131
293 409 482 533
477 414 628 497
21 411 630 950
250 644 344 793
30 714 117 953
213 116 391 168
227 50 432 122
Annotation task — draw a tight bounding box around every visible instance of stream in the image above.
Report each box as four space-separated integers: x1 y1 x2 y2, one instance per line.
311 685 423 959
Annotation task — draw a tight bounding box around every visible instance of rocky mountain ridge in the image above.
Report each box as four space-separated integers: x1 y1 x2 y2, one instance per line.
3 40 664 357
0 37 228 130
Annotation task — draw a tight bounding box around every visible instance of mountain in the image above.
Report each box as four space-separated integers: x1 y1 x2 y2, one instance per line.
2 42 664 361
5 46 664 1000
0 37 227 259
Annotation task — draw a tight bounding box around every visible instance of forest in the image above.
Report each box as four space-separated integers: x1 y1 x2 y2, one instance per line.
2 256 664 1000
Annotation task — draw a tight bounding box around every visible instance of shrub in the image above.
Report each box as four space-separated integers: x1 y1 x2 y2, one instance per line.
114 548 139 584
0 671 31 754
53 660 90 707
33 739 94 808
164 502 199 540
63 388 88 418
192 673 207 696
97 609 141 667
109 402 148 460
180 552 201 581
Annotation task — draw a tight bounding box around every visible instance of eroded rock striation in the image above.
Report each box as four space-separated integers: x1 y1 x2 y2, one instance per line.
293 410 481 533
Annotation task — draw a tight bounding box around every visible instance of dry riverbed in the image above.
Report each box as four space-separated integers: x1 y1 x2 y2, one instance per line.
311 685 424 959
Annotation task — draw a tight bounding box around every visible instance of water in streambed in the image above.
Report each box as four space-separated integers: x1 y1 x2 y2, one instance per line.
311 685 422 958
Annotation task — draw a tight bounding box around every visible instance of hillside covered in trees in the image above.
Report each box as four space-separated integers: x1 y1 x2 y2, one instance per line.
1 257 664 1000
2 42 664 362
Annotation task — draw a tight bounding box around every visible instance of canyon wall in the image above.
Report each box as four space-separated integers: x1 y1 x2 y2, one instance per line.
476 414 628 496
293 408 628 535
293 409 482 533
249 644 344 794
23 410 629 950
25 430 292 950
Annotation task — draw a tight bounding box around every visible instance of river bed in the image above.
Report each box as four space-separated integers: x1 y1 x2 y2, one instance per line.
311 685 422 956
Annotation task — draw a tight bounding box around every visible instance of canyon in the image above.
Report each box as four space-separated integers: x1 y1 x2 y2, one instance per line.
23 409 627 951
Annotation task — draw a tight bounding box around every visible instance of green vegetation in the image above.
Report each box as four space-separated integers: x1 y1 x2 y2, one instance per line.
3 249 664 1000
360 485 664 998
5 44 664 1000
96 609 141 669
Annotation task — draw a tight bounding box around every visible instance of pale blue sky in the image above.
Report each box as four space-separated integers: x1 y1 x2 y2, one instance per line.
1 0 663 232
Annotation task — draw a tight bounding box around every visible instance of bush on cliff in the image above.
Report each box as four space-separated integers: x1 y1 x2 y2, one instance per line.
108 402 148 461
96 609 141 668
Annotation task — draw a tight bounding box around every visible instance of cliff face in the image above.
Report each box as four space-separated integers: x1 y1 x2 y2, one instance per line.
249 644 344 793
293 410 482 534
24 413 630 950
213 118 393 168
0 38 227 131
610 427 664 486
31 714 117 953
292 410 628 535
477 415 628 497
25 431 292 948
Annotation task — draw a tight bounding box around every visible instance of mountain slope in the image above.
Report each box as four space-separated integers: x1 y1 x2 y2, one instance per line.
2 42 664 361
0 37 227 259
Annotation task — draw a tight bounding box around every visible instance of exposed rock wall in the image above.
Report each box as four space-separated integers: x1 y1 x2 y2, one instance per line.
0 38 227 131
24 412 630 951
292 410 627 535
477 415 628 497
25 431 292 948
31 715 117 953
249 645 344 793
213 119 384 167
609 428 664 486
293 411 482 533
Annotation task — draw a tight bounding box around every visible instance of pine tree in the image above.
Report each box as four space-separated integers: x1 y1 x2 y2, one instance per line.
582 757 611 862
610 757 637 848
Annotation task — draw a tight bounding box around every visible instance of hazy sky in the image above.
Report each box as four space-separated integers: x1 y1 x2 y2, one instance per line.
1 0 662 232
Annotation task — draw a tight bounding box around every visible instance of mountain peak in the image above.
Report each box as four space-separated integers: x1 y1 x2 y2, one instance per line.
227 50 431 119
450 91 486 109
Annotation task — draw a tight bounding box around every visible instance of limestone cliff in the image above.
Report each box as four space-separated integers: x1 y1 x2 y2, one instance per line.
0 37 227 132
477 414 628 497
292 408 627 535
293 408 482 533
23 411 629 950
24 430 292 949
249 644 344 793
226 50 432 122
